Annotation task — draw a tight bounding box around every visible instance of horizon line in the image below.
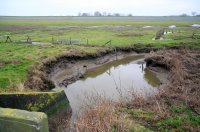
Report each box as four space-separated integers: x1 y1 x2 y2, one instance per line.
0 15 199 17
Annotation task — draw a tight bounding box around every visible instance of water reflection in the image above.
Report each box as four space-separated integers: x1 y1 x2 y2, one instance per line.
64 56 160 120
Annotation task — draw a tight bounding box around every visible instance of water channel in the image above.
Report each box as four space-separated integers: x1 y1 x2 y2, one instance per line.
62 55 160 122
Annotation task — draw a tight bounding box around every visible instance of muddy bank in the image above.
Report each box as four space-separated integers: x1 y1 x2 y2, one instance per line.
24 46 156 91
145 55 170 88
25 45 193 91
50 52 146 87
24 47 112 91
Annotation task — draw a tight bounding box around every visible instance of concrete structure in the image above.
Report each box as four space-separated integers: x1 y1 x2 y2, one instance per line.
0 108 48 132
0 88 69 116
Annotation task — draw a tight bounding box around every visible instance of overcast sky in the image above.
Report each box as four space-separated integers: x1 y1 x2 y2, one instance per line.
0 0 200 16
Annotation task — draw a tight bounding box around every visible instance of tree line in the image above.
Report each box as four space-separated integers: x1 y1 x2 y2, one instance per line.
78 11 132 17
77 11 200 17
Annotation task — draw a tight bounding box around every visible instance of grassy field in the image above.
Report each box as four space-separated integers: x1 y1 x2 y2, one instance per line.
0 19 200 46
0 17 200 91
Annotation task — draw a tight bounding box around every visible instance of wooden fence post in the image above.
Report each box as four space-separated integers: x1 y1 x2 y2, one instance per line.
5 36 12 43
52 36 54 44
192 31 196 39
26 35 31 43
104 40 111 46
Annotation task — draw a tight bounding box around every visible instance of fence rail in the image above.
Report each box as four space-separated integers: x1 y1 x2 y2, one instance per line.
56 38 81 45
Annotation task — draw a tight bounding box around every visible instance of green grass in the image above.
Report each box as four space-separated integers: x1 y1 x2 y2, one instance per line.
156 106 200 131
120 105 200 131
0 20 200 46
121 107 154 119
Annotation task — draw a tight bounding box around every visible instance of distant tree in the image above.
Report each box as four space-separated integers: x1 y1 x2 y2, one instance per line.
107 13 112 16
128 14 132 17
192 12 197 16
81 13 90 16
102 12 107 16
94 11 102 17
180 13 189 17
113 13 121 16
78 13 82 16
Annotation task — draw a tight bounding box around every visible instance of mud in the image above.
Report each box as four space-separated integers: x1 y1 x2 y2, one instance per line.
24 45 164 91
45 48 168 91
49 52 144 87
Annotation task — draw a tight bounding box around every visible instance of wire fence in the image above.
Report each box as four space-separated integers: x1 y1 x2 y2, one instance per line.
0 35 115 48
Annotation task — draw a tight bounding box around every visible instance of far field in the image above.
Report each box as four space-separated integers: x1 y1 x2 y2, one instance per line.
0 16 200 91
0 16 200 47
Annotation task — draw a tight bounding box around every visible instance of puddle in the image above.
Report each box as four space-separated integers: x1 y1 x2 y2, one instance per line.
142 26 153 29
152 37 172 40
144 68 160 87
20 40 51 45
152 37 164 40
164 31 172 34
192 24 200 28
63 55 160 120
86 25 133 29
31 42 50 45
86 25 109 28
152 31 172 40
169 25 176 29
